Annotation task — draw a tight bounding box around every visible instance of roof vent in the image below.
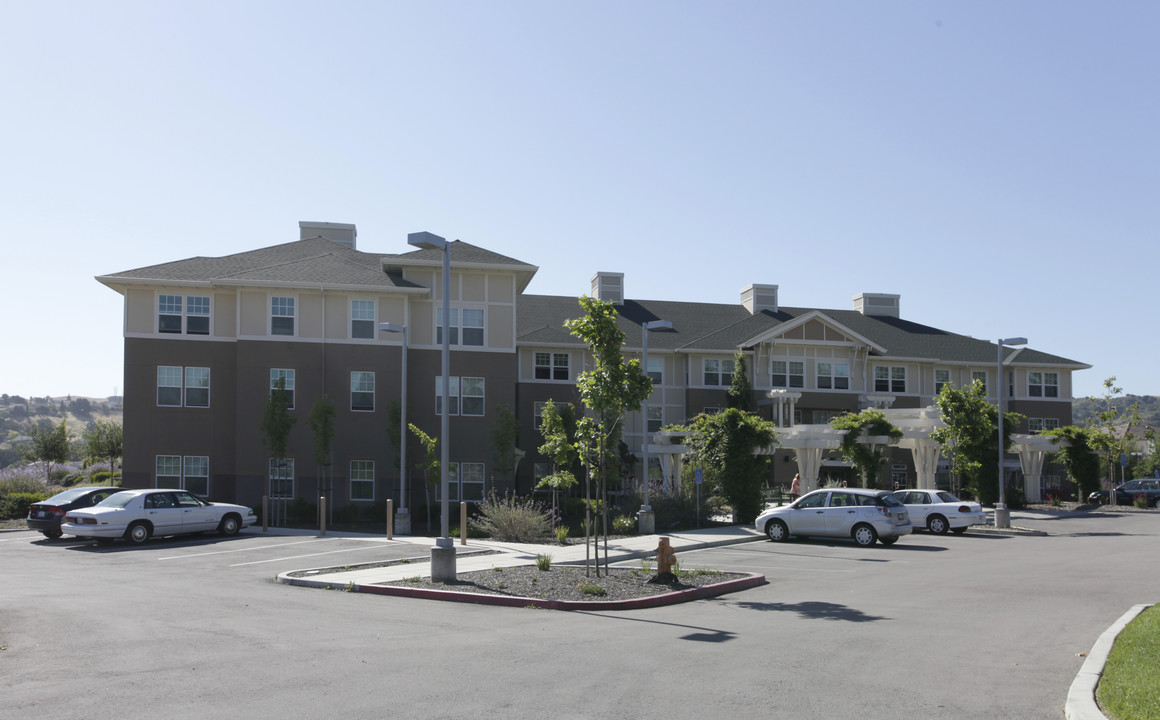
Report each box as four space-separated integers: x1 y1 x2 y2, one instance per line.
591 271 624 304
854 293 900 318
299 221 357 250
742 284 778 314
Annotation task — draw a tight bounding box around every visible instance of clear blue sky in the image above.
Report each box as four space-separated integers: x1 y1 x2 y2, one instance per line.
2 1 1155 401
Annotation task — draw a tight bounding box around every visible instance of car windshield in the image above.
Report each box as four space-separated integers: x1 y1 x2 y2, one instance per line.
43 487 93 504
876 493 904 507
98 493 136 508
935 491 962 503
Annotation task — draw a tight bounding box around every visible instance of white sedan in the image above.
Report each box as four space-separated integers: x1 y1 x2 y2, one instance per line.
892 489 986 535
61 489 257 544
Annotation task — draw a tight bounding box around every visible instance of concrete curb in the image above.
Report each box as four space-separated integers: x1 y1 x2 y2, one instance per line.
1065 603 1153 720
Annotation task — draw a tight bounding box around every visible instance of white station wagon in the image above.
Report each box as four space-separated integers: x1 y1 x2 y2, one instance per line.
756 487 913 547
61 489 257 544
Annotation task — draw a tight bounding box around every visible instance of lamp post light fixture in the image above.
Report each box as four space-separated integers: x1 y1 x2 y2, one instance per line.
379 322 409 535
995 336 1027 529
407 231 456 581
639 319 672 535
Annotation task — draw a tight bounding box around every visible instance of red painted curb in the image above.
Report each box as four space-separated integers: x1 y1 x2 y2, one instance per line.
354 572 767 610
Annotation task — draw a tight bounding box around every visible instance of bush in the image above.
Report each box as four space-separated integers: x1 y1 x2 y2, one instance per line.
0 491 47 519
287 497 317 526
89 471 113 485
0 469 45 495
555 526 570 545
470 491 555 542
611 514 635 534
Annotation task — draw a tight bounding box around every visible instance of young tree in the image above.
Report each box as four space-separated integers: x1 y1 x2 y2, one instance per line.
536 401 579 519
409 423 440 534
24 418 72 483
564 296 652 575
1085 377 1141 498
261 376 297 495
1043 425 1101 501
931 381 1022 504
831 410 902 489
308 394 336 520
82 419 123 482
726 350 756 412
490 405 521 490
684 408 777 523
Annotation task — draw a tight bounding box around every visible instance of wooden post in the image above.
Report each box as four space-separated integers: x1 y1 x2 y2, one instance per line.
319 496 327 536
460 501 467 546
262 495 269 532
387 499 394 540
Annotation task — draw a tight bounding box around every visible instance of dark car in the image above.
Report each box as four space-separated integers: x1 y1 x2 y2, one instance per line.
27 486 121 539
1087 479 1160 508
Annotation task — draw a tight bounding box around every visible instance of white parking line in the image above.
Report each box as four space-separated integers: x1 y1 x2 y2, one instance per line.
229 543 392 567
156 538 336 560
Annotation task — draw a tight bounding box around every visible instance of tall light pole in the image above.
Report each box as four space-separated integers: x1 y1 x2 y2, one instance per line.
639 319 672 535
995 336 1027 529
380 322 409 535
408 231 456 580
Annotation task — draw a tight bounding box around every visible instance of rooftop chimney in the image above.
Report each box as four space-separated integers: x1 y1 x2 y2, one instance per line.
854 293 900 318
299 221 357 250
742 284 779 314
591 271 624 304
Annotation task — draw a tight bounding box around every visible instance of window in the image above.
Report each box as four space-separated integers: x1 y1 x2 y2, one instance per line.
270 369 295 409
1028 418 1060 433
159 295 210 335
436 376 484 416
533 463 551 484
892 465 908 489
155 456 208 495
971 371 987 393
439 462 486 502
703 358 735 386
647 357 663 384
812 410 841 424
271 296 295 336
437 307 486 346
269 458 294 499
702 407 723 415
350 460 374 501
351 371 375 411
647 406 663 433
772 360 804 388
535 352 569 380
1029 372 1059 398
815 362 848 390
533 401 570 428
934 369 951 395
874 366 907 393
351 300 375 339
157 366 209 407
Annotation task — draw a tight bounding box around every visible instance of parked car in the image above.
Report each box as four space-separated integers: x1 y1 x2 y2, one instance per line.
1087 479 1160 508
755 488 913 547
61 489 257 544
892 489 986 534
26 486 122 539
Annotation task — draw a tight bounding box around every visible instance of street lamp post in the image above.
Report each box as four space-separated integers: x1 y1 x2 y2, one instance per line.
408 231 455 581
995 336 1027 529
639 319 672 535
379 322 409 535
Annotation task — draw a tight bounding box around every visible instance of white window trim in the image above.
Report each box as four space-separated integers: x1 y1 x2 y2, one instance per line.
874 365 908 394
270 368 296 410
155 455 209 495
158 293 213 336
350 299 376 340
437 305 487 347
351 371 375 412
269 458 295 499
350 460 375 501
157 366 210 408
773 360 805 389
270 294 297 338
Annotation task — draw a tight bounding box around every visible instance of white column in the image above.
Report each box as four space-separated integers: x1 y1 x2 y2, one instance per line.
1018 448 1047 503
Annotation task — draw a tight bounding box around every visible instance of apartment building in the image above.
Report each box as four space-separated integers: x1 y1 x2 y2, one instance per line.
97 223 1089 520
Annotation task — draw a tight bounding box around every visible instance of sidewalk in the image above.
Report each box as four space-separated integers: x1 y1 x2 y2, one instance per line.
275 524 765 590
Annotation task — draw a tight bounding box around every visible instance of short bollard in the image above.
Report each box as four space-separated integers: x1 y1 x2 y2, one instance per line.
319 496 327 536
262 495 269 532
647 536 678 585
386 499 394 540
460 501 467 546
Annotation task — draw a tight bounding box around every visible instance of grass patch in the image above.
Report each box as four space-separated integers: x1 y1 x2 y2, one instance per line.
1097 605 1160 720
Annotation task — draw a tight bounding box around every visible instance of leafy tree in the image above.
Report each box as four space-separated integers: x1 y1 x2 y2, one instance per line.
726 350 756 412
489 404 521 489
684 408 777 523
536 401 579 518
308 395 336 518
24 418 72 482
409 423 440 534
564 296 653 575
1085 378 1141 495
261 376 297 485
82 419 123 482
931 380 1022 504
1043 425 1101 500
831 409 902 489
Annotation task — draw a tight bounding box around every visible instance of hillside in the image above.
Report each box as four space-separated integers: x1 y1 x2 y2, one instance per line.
0 394 123 468
1071 394 1160 428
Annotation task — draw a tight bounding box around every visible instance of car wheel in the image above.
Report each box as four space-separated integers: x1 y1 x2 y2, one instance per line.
879 537 898 545
1153 498 1160 510
218 514 241 536
927 514 949 535
41 529 63 540
765 519 789 543
126 521 152 545
852 524 878 547
951 527 967 535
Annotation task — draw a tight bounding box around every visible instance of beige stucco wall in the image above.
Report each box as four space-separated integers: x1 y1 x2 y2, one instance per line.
239 291 266 336
214 292 236 337
126 289 154 334
299 293 322 338
488 275 514 303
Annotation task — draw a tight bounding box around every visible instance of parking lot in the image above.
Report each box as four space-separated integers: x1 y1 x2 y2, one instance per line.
4 509 1158 720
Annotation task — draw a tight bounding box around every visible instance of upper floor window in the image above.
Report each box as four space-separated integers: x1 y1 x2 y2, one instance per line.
815 362 848 390
1027 417 1060 433
159 295 210 335
270 368 295 409
351 371 375 411
437 307 485 347
874 366 907 393
157 366 210 408
646 357 663 385
350 460 374 501
435 376 485 416
703 358 734 386
774 359 802 387
271 296 296 336
934 369 951 395
351 300 375 339
534 352 569 380
647 406 663 433
971 371 987 394
1028 372 1059 398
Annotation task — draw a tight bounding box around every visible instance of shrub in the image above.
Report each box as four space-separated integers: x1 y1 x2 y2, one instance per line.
470 490 555 542
89 471 113 485
0 491 47 519
555 526 570 545
1006 486 1026 510
535 553 552 571
0 468 45 495
612 514 635 534
287 497 317 526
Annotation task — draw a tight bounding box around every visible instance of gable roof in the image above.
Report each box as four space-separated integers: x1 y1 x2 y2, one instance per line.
381 240 539 292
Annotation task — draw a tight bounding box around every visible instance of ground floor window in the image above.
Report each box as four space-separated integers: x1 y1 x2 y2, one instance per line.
269 458 294 499
155 455 209 496
350 460 374 501
437 462 486 502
